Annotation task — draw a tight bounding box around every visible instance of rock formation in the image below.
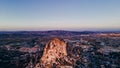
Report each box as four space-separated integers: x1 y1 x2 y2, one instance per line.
41 38 67 64
19 45 40 53
36 38 68 68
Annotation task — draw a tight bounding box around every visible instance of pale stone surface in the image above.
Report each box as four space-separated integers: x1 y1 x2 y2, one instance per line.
41 38 67 64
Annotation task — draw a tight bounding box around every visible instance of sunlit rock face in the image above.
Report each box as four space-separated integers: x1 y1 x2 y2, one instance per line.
36 38 67 68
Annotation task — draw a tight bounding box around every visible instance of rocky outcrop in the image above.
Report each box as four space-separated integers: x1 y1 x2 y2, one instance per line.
36 38 68 67
41 38 67 63
19 45 40 53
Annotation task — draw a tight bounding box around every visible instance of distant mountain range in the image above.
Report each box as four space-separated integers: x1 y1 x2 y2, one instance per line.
0 30 120 35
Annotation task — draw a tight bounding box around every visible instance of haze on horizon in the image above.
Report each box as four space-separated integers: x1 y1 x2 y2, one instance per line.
0 0 120 31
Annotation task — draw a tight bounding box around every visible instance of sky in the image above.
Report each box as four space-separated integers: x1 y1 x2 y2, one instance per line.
0 0 120 31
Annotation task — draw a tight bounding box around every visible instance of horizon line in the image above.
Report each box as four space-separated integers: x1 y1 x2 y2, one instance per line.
0 29 120 32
